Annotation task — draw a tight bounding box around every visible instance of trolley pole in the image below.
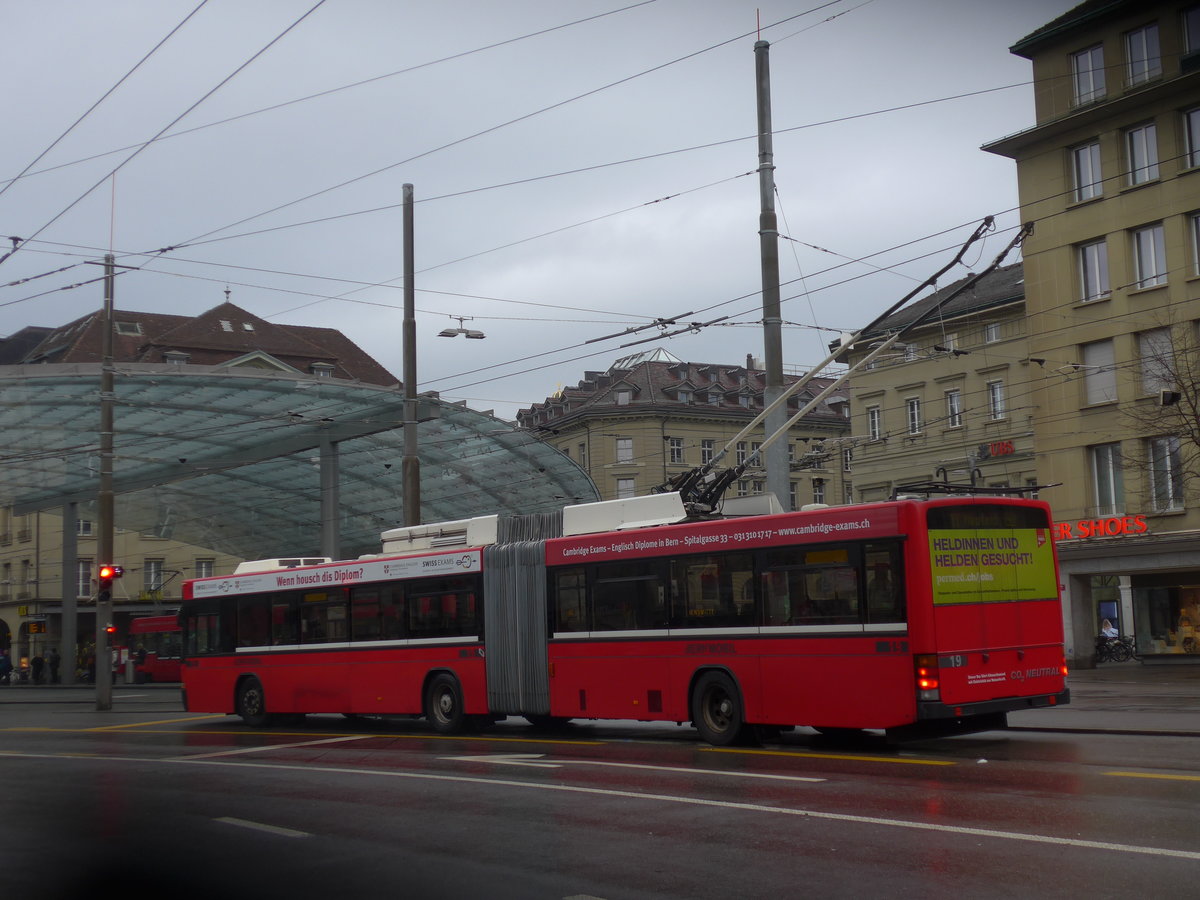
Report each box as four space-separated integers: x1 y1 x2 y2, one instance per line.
401 184 421 526
755 40 790 507
96 253 116 711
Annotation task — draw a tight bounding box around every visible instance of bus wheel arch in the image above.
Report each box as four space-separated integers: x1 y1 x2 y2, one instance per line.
689 668 751 746
234 674 269 727
423 670 467 734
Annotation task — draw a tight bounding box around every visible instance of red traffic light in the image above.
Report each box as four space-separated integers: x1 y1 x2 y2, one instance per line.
104 624 117 635
98 564 124 580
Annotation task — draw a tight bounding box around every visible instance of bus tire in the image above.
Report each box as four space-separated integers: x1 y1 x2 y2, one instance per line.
424 673 466 734
691 671 748 746
236 676 269 727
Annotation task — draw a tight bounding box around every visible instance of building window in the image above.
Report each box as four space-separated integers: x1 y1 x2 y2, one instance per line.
789 482 798 512
700 439 714 465
1187 6 1200 53
1071 44 1105 105
843 448 852 472
752 480 764 495
77 559 94 599
144 558 165 593
739 394 751 408
906 398 922 435
615 390 631 406
1148 436 1184 512
736 480 749 497
615 437 633 463
1091 444 1124 516
76 519 93 536
1185 109 1200 169
867 406 882 441
1072 141 1102 201
708 391 721 405
578 443 587 469
1138 328 1174 394
988 381 1006 420
615 478 636 499
1125 123 1159 185
903 344 918 362
945 390 962 428
1078 239 1110 302
812 479 826 505
677 390 691 404
163 350 190 365
668 437 684 464
115 321 143 335
1082 340 1117 404
736 441 747 465
751 441 763 467
1132 223 1166 288
1192 213 1200 276
984 322 1002 343
1125 24 1160 86
194 558 215 579
220 319 233 332
310 363 335 377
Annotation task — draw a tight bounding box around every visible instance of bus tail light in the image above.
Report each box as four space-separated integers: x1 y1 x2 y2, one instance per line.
915 654 940 701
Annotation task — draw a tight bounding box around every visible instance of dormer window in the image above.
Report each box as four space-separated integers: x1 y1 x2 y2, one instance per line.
163 350 190 365
243 322 256 332
115 321 142 336
708 392 721 405
220 320 233 332
615 389 632 406
678 389 691 404
310 363 335 378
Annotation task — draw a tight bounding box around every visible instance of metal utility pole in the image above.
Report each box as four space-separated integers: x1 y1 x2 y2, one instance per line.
96 253 116 710
755 40 790 506
401 184 421 526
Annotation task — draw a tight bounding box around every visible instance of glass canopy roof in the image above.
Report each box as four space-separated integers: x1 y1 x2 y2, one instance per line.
0 365 598 560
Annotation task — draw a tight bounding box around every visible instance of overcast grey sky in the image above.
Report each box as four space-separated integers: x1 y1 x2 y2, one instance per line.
1 0 1074 419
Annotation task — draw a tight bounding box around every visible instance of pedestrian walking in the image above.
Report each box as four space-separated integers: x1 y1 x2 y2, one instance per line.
30 652 44 685
47 647 61 684
0 649 11 685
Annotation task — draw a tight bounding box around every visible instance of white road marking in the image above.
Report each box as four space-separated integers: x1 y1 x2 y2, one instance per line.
216 816 310 838
6 750 1198 862
439 753 824 782
440 753 562 768
175 734 372 759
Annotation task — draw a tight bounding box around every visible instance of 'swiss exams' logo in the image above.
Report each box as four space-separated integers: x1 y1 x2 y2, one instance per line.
456 555 474 570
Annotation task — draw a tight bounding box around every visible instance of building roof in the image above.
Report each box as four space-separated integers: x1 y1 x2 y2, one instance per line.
859 262 1025 339
518 356 848 430
6 301 399 386
1009 1 1128 58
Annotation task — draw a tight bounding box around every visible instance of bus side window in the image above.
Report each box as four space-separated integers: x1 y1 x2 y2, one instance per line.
238 597 270 647
593 566 665 631
761 569 794 626
671 554 755 628
351 588 382 641
865 542 905 623
553 568 587 633
380 586 405 640
272 597 298 645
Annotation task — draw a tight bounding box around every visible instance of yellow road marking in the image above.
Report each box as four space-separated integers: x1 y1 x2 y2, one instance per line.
703 747 956 766
1107 771 1200 782
87 714 226 731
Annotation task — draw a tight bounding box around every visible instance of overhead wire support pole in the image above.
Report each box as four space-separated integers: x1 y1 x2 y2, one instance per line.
755 38 789 507
402 183 421 527
96 253 116 711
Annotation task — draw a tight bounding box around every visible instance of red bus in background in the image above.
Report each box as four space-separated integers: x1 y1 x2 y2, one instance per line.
128 615 182 683
178 494 1069 744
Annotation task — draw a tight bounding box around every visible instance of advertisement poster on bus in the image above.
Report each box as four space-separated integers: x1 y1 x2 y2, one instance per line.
929 528 1057 605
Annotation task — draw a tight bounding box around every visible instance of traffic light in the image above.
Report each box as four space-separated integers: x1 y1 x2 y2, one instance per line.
97 564 123 604
104 624 117 635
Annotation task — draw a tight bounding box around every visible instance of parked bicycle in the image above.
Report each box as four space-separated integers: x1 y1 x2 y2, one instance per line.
1094 634 1137 663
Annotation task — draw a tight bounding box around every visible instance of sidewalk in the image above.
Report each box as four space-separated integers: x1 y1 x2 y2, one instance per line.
1007 660 1200 737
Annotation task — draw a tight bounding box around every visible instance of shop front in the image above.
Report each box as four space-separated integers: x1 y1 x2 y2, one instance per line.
1054 518 1200 667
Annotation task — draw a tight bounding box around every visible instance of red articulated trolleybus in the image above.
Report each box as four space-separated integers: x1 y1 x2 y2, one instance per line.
128 615 183 683
178 493 1069 744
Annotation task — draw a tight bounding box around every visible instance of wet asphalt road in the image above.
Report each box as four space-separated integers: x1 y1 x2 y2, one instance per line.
1 677 1198 899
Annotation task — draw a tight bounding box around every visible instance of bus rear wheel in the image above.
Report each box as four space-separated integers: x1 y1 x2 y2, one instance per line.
424 674 466 734
692 671 748 746
236 676 269 727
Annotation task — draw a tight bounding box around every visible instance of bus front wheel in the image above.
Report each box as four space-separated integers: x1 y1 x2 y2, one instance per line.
236 676 269 727
424 674 466 734
692 671 747 746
